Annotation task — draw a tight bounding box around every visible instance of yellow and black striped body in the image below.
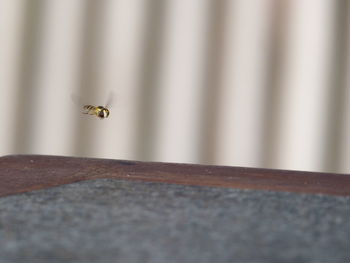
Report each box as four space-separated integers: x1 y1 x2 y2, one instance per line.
83 105 110 119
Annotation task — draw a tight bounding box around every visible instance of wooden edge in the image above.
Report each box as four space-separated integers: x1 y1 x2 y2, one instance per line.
0 154 350 197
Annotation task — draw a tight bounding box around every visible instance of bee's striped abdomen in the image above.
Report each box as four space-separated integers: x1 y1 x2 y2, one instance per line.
83 105 97 116
83 105 96 111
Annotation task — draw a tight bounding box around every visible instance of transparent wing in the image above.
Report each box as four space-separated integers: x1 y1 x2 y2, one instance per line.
105 91 115 108
71 92 83 107
71 93 88 115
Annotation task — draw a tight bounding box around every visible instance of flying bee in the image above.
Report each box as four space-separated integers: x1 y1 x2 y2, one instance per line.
71 91 114 120
83 105 110 119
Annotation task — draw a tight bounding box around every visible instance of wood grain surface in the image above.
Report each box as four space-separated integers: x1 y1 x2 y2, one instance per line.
0 155 350 197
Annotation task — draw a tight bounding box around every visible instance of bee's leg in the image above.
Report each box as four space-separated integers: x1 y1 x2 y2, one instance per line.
82 106 94 115
82 109 94 115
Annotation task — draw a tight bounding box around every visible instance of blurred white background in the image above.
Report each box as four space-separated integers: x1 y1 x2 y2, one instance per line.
0 0 349 173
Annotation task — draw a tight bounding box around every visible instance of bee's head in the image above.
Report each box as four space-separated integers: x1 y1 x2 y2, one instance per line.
97 106 110 119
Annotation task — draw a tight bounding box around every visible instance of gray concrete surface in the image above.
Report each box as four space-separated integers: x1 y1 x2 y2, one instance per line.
0 179 350 263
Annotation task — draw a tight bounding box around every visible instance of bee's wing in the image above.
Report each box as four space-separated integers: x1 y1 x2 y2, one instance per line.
71 93 87 114
105 91 115 108
72 92 89 107
71 93 81 106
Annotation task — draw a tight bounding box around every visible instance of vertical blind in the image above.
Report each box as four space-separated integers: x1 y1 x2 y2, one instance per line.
0 0 349 173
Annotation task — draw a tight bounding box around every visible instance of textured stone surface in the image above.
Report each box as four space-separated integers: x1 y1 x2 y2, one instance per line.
0 179 350 263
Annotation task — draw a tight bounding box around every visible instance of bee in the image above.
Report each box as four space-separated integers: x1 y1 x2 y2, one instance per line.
83 105 110 119
71 92 114 120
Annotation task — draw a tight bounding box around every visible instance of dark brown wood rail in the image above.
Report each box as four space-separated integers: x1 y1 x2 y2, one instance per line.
1 155 350 197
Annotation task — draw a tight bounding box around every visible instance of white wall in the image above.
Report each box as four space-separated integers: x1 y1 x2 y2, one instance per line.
0 0 348 174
